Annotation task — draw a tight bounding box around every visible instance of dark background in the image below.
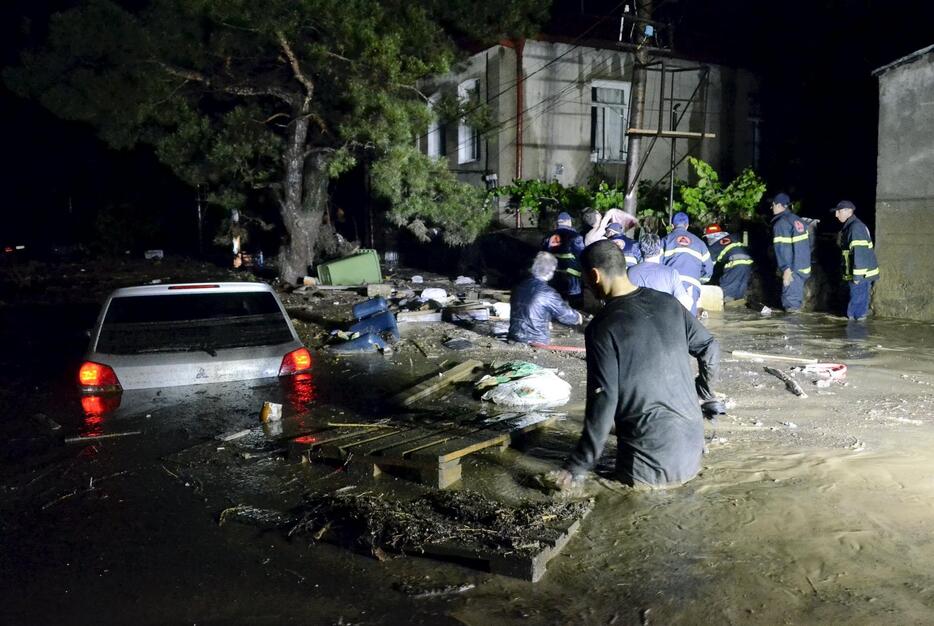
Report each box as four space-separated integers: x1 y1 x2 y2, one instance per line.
2 0 932 251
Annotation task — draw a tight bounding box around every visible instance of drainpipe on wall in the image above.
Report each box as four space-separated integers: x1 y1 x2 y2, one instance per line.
515 37 525 228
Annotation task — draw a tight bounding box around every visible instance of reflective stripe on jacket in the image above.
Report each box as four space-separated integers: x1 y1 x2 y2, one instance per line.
607 234 643 267
542 227 585 295
707 234 754 271
771 210 812 274
839 215 879 282
661 226 714 281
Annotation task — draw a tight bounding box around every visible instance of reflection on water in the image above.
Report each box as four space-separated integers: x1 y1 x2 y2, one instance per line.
79 394 122 436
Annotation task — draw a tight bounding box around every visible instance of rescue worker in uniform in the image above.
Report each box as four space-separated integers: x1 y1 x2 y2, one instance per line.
662 212 713 315
703 224 754 303
831 200 879 320
604 222 642 267
770 193 811 312
541 212 585 308
508 252 583 345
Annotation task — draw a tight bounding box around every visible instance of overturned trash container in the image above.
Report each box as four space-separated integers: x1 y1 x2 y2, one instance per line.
330 332 387 353
317 249 382 286
352 296 389 320
348 310 399 340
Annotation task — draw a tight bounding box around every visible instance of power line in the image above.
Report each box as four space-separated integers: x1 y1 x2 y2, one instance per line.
415 0 630 145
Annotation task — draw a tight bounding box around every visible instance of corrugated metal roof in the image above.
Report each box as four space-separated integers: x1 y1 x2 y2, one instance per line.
872 44 934 77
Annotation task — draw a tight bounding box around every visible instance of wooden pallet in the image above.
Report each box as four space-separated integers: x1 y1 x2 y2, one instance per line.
419 503 592 582
289 412 556 489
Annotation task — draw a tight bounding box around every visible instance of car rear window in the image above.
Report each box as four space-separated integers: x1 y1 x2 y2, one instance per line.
95 292 294 354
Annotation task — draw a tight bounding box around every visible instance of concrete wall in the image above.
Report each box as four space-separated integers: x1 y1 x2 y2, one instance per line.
422 40 760 227
874 51 934 320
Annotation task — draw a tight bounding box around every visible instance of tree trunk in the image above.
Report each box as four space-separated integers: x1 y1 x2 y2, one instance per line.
277 114 337 284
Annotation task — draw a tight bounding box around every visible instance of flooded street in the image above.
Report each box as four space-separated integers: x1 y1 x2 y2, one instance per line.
3 296 934 624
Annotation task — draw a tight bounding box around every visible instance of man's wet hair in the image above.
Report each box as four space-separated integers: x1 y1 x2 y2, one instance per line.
582 240 628 277
581 208 600 227
530 251 558 281
639 233 662 257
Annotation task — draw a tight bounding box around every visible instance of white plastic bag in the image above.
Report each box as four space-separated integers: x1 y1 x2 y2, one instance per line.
480 371 571 407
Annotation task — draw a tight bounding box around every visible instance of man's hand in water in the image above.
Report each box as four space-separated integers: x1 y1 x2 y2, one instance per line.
544 469 579 491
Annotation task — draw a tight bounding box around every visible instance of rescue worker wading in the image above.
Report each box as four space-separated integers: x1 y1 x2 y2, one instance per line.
662 212 713 315
508 252 583 345
627 233 694 311
770 193 811 312
831 200 879 320
703 224 753 302
604 222 642 267
541 212 585 308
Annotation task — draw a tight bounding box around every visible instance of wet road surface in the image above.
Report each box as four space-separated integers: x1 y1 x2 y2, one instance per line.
3 303 934 625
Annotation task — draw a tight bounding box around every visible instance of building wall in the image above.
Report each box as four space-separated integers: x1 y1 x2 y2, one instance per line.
421 40 760 227
873 52 934 320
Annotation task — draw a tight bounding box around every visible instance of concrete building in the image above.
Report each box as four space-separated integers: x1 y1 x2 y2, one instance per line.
872 45 934 321
418 38 760 226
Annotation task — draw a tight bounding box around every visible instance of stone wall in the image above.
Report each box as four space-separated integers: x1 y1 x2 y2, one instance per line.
874 49 934 320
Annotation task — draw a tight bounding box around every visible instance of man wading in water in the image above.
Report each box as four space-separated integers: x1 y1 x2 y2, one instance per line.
549 240 724 490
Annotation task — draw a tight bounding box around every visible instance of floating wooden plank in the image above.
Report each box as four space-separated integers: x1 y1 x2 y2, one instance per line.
732 350 818 364
397 310 442 323
764 366 809 398
420 504 592 582
391 360 484 407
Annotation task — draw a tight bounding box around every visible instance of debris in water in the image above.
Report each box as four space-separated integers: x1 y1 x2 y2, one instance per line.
763 366 809 398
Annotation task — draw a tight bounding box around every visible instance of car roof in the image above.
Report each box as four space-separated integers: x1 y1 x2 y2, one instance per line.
109 282 276 298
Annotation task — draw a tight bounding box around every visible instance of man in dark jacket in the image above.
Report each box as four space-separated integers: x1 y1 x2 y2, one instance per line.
662 212 714 315
703 224 753 302
550 241 723 490
508 252 583 345
831 200 880 320
770 193 812 312
542 212 585 306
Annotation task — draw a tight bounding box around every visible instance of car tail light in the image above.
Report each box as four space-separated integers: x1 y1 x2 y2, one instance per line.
279 347 312 376
168 284 220 290
78 361 122 391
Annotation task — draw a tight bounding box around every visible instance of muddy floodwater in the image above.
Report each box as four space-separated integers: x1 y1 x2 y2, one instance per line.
3 297 934 624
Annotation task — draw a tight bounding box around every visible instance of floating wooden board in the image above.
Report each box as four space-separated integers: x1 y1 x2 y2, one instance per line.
397 310 443 323
290 412 556 489
419 503 592 582
390 359 484 407
732 350 818 364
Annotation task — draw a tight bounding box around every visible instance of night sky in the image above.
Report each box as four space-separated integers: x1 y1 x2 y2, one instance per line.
2 0 932 249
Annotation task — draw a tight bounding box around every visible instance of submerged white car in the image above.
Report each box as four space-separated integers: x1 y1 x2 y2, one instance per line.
79 282 311 392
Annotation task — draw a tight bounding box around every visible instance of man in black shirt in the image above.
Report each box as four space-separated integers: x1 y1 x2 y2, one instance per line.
551 240 723 489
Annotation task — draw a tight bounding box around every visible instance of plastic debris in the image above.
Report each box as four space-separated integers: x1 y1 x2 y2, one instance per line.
260 402 283 423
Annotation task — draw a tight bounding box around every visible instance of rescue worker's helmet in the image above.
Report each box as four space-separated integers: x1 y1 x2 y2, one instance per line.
704 224 722 236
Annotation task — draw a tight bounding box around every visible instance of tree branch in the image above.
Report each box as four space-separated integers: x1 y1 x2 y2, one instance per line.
393 82 430 102
275 30 315 105
155 61 299 106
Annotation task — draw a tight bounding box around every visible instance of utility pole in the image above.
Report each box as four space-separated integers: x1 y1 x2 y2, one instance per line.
623 0 653 215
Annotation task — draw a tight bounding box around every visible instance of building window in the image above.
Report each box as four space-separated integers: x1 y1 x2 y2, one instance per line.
590 79 632 163
457 79 480 164
426 92 444 159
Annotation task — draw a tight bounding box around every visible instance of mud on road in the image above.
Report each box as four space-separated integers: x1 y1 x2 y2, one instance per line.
3 261 934 624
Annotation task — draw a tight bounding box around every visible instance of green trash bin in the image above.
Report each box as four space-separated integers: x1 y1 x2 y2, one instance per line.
316 249 382 285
